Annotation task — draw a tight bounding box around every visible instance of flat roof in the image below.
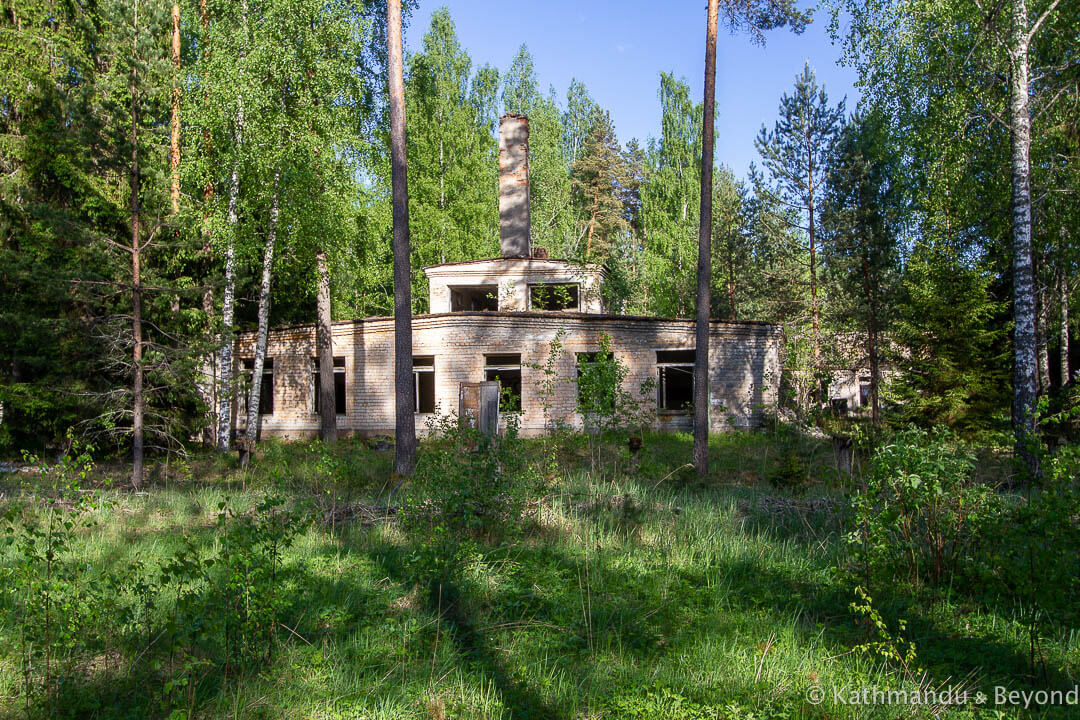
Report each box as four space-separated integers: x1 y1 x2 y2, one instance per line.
422 256 607 273
247 310 778 334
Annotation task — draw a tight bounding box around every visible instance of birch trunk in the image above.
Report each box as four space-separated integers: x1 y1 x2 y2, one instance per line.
130 0 144 488
244 172 281 448
1061 264 1071 386
388 0 416 476
316 250 338 444
807 143 820 399
1008 0 1039 476
216 0 246 451
1036 266 1050 394
693 0 718 478
862 248 880 426
169 1 180 213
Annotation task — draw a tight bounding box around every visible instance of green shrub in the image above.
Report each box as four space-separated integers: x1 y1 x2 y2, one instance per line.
399 413 543 580
972 472 1080 628
848 425 991 587
768 449 809 493
0 439 115 716
211 495 305 669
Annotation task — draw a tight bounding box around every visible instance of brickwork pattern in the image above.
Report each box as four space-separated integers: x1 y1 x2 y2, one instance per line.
425 258 605 314
230 312 780 439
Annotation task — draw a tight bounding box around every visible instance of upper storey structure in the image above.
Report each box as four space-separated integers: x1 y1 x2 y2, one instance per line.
424 257 606 314
422 114 606 315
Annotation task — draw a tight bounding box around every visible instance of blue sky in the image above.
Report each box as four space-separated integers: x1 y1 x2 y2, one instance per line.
405 1 859 178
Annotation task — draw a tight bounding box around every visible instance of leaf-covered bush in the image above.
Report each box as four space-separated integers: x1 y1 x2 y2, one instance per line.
848 425 992 586
399 413 543 579
971 462 1080 627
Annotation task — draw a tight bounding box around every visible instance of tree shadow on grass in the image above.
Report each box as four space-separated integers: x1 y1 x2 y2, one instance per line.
363 539 559 720
5 473 1072 720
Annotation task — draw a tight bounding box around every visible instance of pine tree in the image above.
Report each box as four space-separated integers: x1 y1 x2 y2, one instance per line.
388 0 416 477
571 112 631 264
821 111 902 426
754 63 844 396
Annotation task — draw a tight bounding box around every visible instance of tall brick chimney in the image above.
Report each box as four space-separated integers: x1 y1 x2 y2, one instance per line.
498 114 530 257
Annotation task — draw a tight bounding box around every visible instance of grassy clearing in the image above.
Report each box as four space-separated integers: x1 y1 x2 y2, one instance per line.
0 431 1076 719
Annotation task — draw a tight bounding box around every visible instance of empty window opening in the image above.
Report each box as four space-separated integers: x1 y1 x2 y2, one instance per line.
450 286 498 312
485 354 522 412
241 358 274 415
530 283 579 311
576 351 617 410
859 382 872 407
657 350 695 412
831 398 849 415
414 356 435 413
312 356 346 415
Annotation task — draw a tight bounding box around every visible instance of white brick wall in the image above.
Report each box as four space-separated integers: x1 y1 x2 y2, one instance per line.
424 258 605 314
229 312 781 438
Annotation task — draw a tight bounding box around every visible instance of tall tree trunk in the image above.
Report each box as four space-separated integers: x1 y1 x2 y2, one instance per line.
693 0 718 478
130 0 144 489
1060 263 1070 386
726 242 736 320
245 172 281 449
862 249 880 426
197 0 216 445
170 1 180 214
807 142 820 400
388 0 415 476
316 249 338 443
216 0 246 451
1036 259 1050 394
1008 0 1039 477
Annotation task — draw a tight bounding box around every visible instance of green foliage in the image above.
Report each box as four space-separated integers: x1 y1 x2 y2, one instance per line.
1 433 1079 717
709 167 751 320
848 586 920 677
396 8 499 309
768 450 808 493
576 333 653 434
603 688 763 720
888 242 1010 430
1 438 111 715
640 73 702 319
211 496 306 669
399 413 542 580
0 441 305 717
972 475 1080 629
849 426 989 587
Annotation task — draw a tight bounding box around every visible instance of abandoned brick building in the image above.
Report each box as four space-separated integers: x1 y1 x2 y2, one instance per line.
225 115 781 438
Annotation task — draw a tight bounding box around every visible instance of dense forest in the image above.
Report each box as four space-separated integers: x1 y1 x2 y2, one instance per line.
2 0 1077 465
2 2 1080 719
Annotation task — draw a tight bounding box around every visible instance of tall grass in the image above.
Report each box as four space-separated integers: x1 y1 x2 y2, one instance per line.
0 431 1075 719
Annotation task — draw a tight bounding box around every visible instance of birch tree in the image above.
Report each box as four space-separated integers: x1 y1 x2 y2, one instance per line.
215 0 248 451
243 172 280 449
